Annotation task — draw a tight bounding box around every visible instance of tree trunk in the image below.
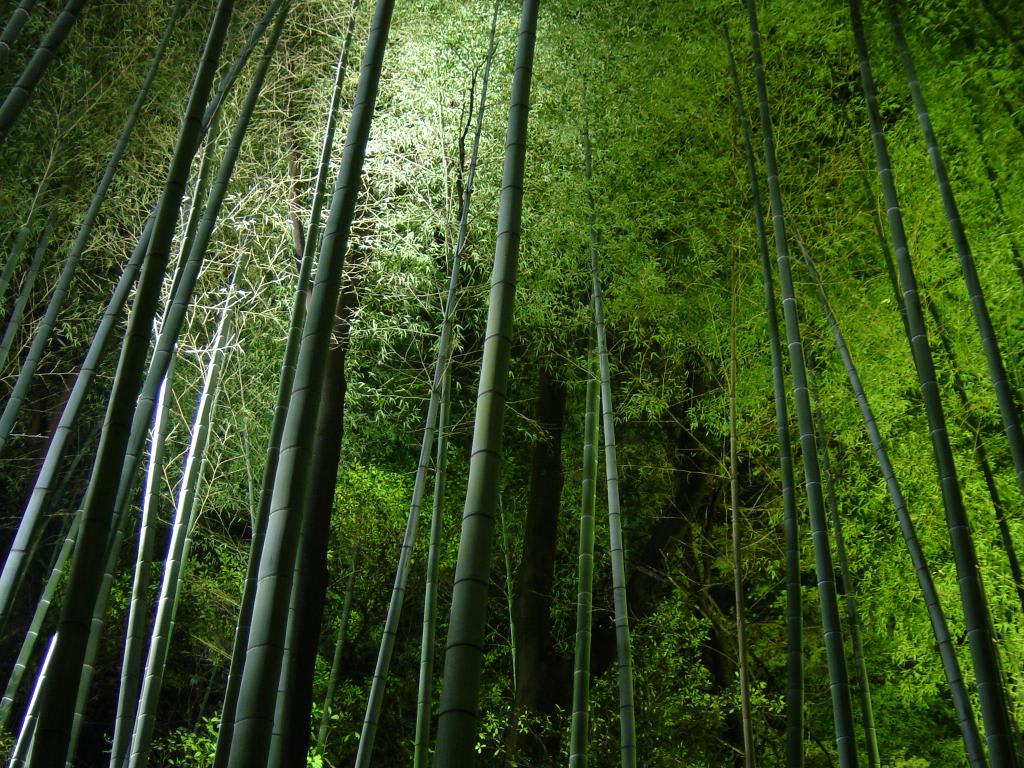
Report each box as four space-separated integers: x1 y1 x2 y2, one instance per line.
508 366 566 764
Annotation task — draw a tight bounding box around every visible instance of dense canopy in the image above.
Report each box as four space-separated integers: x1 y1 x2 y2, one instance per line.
0 0 1021 766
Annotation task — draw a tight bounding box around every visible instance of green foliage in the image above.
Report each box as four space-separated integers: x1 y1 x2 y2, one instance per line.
1 0 1023 765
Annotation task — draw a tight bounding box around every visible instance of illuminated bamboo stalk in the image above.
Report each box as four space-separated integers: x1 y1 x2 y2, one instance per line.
25 2 235 760
851 1 1016 762
223 0 394 762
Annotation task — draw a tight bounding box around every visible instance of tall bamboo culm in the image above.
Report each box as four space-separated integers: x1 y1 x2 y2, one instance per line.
584 125 637 768
724 27 803 765
568 322 600 768
212 2 359 763
358 2 500 764
223 1 394 763
744 2 858 764
728 256 754 768
411 5 501 767
432 2 539 764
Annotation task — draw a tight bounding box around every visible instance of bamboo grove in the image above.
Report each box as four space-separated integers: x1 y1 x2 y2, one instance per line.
0 0 1022 766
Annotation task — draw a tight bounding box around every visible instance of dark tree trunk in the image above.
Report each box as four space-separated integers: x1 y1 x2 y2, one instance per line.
508 365 566 764
589 389 718 676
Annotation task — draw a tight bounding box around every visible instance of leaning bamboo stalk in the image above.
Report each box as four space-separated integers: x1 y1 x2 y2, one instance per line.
723 29 803 765
0 227 31 305
412 7 499 763
745 2 858 764
926 297 1024 615
850 1 1016 763
59 9 286 762
317 547 359 754
0 512 80 730
0 215 151 633
0 0 38 68
127 269 238 768
886 0 1024 512
0 0 89 142
24 2 235 760
108 356 176 768
222 1 394 762
801 247 986 766
805 364 879 767
8 634 56 768
0 202 59 372
212 3 361 763
0 18 246 629
0 0 185 453
357 3 500 764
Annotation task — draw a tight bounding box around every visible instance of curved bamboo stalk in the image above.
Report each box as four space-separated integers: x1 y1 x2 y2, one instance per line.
850 0 1016 763
723 29 803 765
0 0 185 453
745 2 857 764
